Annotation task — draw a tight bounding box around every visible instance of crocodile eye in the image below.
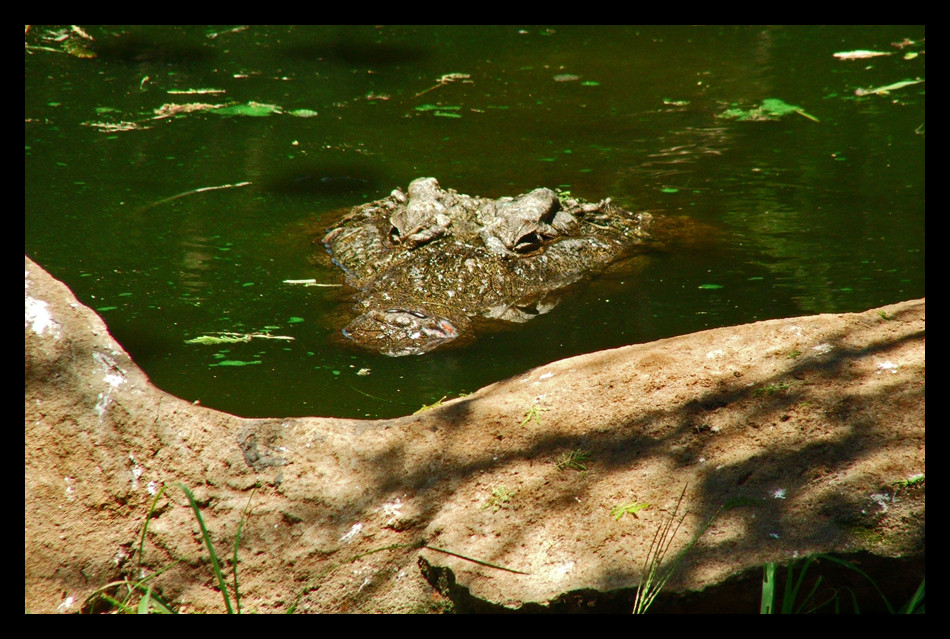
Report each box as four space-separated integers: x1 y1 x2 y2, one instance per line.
514 303 541 316
514 232 542 253
385 308 428 319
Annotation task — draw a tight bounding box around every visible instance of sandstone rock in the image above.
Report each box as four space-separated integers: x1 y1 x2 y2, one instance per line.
25 256 924 613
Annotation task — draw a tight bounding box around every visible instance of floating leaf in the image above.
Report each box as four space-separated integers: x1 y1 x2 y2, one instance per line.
854 78 924 97
760 98 802 116
186 331 293 344
210 360 262 367
62 37 96 59
414 104 460 112
186 334 250 345
215 102 282 117
718 98 818 123
154 102 223 118
833 50 891 60
413 103 463 118
412 73 471 98
436 72 470 83
166 88 227 96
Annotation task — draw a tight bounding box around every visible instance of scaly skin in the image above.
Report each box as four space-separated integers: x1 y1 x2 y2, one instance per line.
321 177 654 356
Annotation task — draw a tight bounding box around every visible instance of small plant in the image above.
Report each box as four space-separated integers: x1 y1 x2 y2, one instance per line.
171 483 256 613
632 484 722 614
556 449 593 472
413 395 447 414
891 473 924 495
753 383 789 397
611 501 650 521
520 404 549 427
786 350 802 359
82 483 255 614
82 484 178 613
483 485 516 512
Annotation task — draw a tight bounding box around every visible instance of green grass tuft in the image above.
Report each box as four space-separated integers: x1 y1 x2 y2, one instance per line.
760 554 925 614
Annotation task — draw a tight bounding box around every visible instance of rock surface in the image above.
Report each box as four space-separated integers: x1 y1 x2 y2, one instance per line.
25 256 924 613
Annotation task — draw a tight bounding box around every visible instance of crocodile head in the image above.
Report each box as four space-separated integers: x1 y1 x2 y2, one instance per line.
321 178 657 356
341 307 461 357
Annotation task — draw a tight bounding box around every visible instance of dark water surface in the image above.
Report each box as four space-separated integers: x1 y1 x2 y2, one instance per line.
25 25 925 418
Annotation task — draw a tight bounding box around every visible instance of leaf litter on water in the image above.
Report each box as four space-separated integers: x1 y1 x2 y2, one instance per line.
718 98 819 123
854 78 924 97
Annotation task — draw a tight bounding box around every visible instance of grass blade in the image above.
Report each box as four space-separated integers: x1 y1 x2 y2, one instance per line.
137 584 154 614
782 555 815 614
794 574 824 614
176 483 234 614
423 544 531 574
761 563 776 613
900 577 925 614
231 489 256 614
137 483 167 567
813 554 893 613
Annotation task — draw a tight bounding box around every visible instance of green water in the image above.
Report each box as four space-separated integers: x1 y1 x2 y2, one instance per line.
25 25 925 418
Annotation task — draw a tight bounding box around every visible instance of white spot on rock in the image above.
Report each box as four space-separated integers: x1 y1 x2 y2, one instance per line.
340 522 363 543
56 596 77 613
25 295 61 338
549 561 574 580
876 360 899 374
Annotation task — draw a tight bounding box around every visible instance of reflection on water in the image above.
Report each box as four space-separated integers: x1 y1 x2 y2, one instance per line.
25 25 924 418
631 125 733 185
177 232 214 301
90 31 215 65
263 163 384 196
279 38 430 67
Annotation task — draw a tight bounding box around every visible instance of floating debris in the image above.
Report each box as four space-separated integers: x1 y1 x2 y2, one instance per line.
833 50 892 60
